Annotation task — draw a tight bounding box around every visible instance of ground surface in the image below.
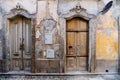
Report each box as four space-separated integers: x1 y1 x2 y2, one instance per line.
0 72 120 80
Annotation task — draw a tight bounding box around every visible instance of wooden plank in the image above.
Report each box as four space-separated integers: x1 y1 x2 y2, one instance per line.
77 57 87 71
66 32 76 56
78 19 88 31
49 60 60 68
39 69 47 73
24 59 31 71
47 68 60 73
66 18 78 31
67 18 88 31
36 60 49 69
35 60 60 73
77 32 88 56
66 57 76 71
12 59 21 71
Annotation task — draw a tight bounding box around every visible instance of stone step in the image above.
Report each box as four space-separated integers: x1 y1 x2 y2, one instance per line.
0 74 120 80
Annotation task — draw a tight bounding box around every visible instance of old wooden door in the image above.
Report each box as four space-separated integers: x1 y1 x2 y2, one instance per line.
9 16 32 71
66 17 88 71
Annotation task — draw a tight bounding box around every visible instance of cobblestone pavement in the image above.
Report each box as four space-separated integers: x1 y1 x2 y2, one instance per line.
0 74 120 80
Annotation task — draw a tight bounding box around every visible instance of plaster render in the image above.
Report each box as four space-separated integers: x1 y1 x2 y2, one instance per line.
96 14 118 60
0 0 120 74
94 3 120 72
37 0 58 24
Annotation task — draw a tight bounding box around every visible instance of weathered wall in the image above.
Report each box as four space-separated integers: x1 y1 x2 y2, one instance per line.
0 0 4 60
0 0 120 73
36 0 120 73
95 2 120 72
35 0 64 73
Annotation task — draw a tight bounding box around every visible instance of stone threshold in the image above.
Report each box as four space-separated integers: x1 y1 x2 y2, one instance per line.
0 72 119 76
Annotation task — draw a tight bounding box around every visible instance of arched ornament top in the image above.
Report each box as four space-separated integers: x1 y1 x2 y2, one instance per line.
60 2 95 20
6 3 35 19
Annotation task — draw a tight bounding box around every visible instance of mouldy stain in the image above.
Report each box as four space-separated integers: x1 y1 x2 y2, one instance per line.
96 31 118 60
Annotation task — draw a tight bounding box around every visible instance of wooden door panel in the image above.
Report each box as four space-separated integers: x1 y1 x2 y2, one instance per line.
78 19 88 31
23 19 31 54
66 57 76 71
23 19 31 70
80 32 88 57
77 57 87 71
12 59 21 71
77 32 88 56
22 18 31 71
10 21 19 55
24 59 31 71
66 32 76 56
67 18 88 31
67 18 78 31
49 60 60 68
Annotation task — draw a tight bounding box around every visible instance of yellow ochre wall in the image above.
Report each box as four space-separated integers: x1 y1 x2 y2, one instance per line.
95 9 119 72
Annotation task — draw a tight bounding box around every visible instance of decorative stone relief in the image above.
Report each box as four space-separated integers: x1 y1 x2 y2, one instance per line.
70 2 86 13
37 18 61 59
7 2 35 19
35 0 64 60
43 19 56 32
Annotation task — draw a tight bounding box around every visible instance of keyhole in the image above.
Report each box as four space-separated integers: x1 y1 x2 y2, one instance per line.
69 46 72 49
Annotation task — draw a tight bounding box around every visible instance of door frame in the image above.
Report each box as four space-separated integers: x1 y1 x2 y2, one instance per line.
59 6 96 72
4 7 36 72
